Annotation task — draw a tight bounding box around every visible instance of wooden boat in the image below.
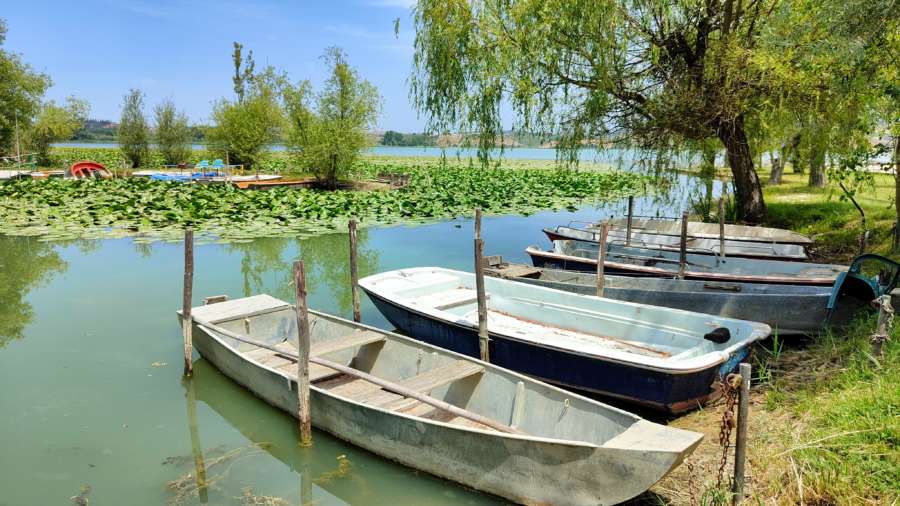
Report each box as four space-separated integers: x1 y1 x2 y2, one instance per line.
544 224 809 261
607 217 813 245
527 240 846 285
485 259 897 336
179 294 703 505
360 267 771 413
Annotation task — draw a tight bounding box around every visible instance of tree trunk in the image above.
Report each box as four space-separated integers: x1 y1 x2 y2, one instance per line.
808 142 827 188
717 117 766 223
769 148 784 185
788 133 803 174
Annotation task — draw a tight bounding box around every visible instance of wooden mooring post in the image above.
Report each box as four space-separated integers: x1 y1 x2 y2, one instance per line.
474 209 490 362
871 295 893 358
625 196 634 247
293 260 313 447
348 219 361 323
719 196 727 263
678 212 688 279
596 222 610 297
732 362 752 505
182 228 194 376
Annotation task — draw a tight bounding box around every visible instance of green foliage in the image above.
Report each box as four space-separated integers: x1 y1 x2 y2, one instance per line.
0 17 52 156
27 97 89 164
0 162 649 242
380 130 436 146
207 81 283 170
118 89 150 168
154 98 192 165
287 48 382 188
232 41 255 103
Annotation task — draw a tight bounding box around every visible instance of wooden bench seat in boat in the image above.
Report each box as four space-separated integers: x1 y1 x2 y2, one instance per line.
320 359 484 409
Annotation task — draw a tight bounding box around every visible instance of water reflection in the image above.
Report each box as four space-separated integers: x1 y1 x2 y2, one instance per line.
181 360 496 505
224 231 380 315
0 236 68 346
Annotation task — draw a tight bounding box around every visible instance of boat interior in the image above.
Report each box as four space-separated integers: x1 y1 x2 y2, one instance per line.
362 269 769 369
198 295 644 446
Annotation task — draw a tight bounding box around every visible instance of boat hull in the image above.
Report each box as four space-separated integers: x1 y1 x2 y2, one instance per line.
528 246 840 285
364 291 743 413
493 268 832 335
543 226 809 261
189 316 699 505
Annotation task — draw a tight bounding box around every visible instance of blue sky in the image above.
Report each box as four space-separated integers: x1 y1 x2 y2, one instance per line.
3 0 423 131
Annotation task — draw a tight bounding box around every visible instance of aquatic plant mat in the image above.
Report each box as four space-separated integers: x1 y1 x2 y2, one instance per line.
0 163 649 243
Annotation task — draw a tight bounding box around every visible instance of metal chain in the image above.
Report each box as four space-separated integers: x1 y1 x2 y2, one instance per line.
716 373 742 489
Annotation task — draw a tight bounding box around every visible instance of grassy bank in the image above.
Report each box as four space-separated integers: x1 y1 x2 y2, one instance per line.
648 170 899 505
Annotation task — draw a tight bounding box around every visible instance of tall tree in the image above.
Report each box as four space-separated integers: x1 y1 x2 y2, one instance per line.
154 98 192 165
27 97 89 165
207 76 283 170
287 48 381 189
232 42 255 103
118 89 150 168
0 18 51 157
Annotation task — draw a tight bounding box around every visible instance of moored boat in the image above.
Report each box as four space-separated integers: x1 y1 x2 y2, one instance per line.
544 224 809 260
179 294 703 505
607 217 813 245
485 257 899 335
359 267 771 413
528 240 846 285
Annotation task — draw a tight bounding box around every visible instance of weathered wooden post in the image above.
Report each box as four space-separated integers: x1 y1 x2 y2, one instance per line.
719 196 727 263
348 219 361 323
293 260 313 447
596 222 610 297
678 212 688 279
625 196 634 247
182 228 194 376
474 209 490 362
732 362 752 505
871 295 893 358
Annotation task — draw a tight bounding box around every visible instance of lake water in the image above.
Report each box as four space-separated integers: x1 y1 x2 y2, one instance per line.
53 142 678 164
0 177 717 505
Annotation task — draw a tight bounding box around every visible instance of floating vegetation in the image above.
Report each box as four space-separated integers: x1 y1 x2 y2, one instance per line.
165 443 271 506
314 454 353 485
69 484 92 505
238 488 291 506
0 163 650 243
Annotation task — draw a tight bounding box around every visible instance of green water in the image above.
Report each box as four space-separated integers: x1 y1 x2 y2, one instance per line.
0 180 710 505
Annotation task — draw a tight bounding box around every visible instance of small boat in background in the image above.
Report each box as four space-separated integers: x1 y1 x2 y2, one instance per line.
545 224 809 261
360 267 771 413
607 217 813 245
486 256 900 335
68 160 112 179
527 240 846 285
180 294 703 505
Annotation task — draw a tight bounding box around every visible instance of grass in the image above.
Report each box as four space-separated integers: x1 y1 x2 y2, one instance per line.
644 169 900 505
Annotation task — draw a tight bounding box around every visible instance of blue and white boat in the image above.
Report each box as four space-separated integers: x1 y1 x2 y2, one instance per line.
360 267 771 413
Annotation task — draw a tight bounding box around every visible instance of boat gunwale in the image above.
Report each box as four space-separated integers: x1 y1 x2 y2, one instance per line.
604 217 815 245
183 300 662 449
527 245 840 285
358 267 771 374
545 226 810 260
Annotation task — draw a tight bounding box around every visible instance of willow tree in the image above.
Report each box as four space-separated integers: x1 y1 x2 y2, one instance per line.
411 0 814 222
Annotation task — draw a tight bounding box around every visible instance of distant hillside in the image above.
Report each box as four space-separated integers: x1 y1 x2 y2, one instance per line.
72 119 118 141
